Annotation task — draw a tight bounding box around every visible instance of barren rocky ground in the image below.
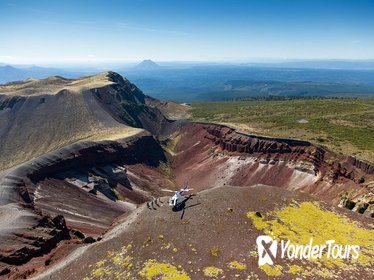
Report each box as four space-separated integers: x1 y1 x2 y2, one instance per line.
35 186 374 280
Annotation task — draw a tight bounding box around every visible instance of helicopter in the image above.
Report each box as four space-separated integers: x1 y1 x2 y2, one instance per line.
166 185 194 207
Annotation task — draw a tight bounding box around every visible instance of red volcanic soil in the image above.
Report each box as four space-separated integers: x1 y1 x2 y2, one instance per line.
173 123 374 205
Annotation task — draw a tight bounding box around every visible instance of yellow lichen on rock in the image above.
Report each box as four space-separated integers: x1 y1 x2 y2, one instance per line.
92 267 113 278
246 212 268 230
260 264 283 276
249 251 258 258
92 268 104 278
228 260 247 270
247 201 374 277
96 260 105 267
84 243 135 279
203 266 224 278
288 264 303 274
138 259 190 280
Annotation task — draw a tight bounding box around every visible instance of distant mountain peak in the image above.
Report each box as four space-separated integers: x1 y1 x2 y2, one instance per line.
134 59 160 70
3 65 17 70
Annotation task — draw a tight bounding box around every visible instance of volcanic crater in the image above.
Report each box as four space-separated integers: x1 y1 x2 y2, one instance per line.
0 72 373 279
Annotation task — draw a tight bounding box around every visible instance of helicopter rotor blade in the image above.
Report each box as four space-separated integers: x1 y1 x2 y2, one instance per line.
161 189 177 193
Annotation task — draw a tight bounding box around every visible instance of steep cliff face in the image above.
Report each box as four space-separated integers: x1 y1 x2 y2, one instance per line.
0 215 70 266
204 124 324 166
203 124 374 178
91 72 173 136
347 156 374 174
172 123 374 213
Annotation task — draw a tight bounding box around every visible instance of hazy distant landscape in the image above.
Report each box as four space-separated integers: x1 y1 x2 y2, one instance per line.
2 60 374 102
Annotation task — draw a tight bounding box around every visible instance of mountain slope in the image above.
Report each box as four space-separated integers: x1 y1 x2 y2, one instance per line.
0 71 171 170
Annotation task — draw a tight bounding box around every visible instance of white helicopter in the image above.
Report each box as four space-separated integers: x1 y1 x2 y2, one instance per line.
166 185 194 207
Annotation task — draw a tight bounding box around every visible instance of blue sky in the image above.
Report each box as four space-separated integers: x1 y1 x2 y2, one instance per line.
0 0 374 64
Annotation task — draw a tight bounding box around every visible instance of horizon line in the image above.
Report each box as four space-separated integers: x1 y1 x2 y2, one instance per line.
2 58 374 67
